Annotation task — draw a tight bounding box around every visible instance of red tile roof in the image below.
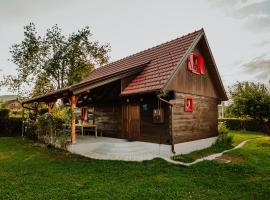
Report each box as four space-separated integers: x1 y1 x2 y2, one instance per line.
84 29 202 95
22 28 228 104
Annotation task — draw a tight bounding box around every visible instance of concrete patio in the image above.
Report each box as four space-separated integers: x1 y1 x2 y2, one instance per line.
67 135 218 161
67 136 172 161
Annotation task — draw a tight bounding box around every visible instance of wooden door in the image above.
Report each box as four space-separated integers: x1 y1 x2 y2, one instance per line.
122 102 140 139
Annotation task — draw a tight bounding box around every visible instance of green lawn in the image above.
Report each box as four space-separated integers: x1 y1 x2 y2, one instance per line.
0 131 270 200
172 131 262 163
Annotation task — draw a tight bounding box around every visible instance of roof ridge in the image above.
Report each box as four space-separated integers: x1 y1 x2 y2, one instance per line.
94 29 203 70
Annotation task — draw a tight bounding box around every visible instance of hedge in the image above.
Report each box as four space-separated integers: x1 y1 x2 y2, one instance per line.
219 118 265 132
0 117 22 137
0 108 9 119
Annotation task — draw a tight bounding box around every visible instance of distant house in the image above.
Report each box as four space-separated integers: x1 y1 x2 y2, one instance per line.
22 29 227 155
6 99 21 110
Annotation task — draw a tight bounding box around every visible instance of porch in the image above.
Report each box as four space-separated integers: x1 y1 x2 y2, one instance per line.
67 135 172 161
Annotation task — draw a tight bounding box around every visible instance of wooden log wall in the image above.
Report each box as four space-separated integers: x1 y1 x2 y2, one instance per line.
171 92 218 144
94 101 121 137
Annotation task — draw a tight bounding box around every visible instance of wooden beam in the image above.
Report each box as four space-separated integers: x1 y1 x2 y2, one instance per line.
70 95 79 144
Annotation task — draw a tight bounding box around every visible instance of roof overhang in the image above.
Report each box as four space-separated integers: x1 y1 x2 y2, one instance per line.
21 87 73 104
22 62 148 104
72 62 148 95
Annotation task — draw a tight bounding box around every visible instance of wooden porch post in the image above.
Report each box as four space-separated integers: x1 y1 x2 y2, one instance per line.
46 100 56 113
70 95 79 144
34 102 39 120
21 107 25 137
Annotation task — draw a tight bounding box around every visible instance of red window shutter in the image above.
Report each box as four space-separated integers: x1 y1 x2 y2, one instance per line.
80 107 88 122
184 96 194 112
187 54 194 71
80 108 84 121
188 51 205 75
198 55 205 75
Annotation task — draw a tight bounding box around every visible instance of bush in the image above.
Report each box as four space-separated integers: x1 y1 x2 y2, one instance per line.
9 109 23 118
218 122 229 135
217 133 233 147
24 107 72 148
51 107 71 124
217 122 233 146
37 113 54 136
219 118 265 132
23 120 38 139
0 103 7 109
38 107 48 115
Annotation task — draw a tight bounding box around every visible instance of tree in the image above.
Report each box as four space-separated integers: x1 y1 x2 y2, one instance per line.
31 74 54 97
229 81 270 134
1 23 110 97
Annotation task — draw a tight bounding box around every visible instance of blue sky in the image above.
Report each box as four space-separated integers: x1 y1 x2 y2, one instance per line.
0 0 269 95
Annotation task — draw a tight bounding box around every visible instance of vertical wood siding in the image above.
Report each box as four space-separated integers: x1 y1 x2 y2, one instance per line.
168 46 219 99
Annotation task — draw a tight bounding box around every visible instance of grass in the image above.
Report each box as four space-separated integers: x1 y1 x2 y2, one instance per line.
0 131 269 199
172 131 262 163
172 143 232 163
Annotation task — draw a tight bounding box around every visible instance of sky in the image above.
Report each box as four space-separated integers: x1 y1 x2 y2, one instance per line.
0 0 270 95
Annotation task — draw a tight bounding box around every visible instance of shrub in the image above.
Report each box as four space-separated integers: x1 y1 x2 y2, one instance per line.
51 107 71 126
24 107 72 148
218 122 229 135
36 113 54 136
217 122 233 147
21 106 72 148
216 133 233 147
0 103 7 109
23 119 38 139
38 107 48 115
9 109 23 118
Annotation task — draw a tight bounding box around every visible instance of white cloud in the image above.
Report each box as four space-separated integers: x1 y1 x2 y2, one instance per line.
242 54 270 82
234 0 266 9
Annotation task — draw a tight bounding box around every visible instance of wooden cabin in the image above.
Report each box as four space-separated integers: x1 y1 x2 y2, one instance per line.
22 29 227 153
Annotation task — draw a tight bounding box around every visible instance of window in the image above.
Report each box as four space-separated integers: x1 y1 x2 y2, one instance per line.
187 51 205 75
184 96 194 112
